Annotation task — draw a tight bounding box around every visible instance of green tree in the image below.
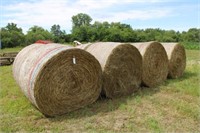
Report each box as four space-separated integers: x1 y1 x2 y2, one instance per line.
92 21 110 41
135 29 147 42
25 26 53 45
162 30 177 42
70 13 200 43
72 13 92 29
183 28 200 42
106 27 122 42
6 23 23 32
51 24 62 36
50 24 65 43
71 25 91 42
71 13 93 42
103 22 135 42
0 23 24 48
144 28 163 41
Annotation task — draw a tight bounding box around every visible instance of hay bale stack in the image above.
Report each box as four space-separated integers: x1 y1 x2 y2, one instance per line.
132 41 168 87
162 43 186 78
13 43 102 117
78 42 142 98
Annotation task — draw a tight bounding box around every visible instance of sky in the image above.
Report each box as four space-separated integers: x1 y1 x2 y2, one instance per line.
0 0 199 33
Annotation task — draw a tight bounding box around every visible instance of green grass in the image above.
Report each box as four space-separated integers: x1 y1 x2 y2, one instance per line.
186 50 200 61
181 42 200 50
146 117 162 132
0 50 199 132
0 47 23 53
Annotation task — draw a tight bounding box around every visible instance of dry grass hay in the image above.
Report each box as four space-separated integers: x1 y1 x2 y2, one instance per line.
162 43 186 78
132 41 168 87
78 42 142 98
13 43 102 117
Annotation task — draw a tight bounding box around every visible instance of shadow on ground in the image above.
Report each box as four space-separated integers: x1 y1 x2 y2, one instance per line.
42 85 161 122
164 70 198 85
36 70 197 121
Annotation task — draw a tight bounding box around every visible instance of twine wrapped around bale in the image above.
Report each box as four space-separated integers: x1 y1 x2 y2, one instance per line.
162 43 186 78
13 43 102 117
132 41 168 87
78 42 142 98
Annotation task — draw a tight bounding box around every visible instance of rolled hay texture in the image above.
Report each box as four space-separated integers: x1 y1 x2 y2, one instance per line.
132 41 168 87
162 43 186 78
13 43 102 117
78 42 142 98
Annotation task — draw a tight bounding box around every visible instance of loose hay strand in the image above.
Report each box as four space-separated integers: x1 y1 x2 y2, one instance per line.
78 42 142 98
162 43 186 78
13 43 102 116
132 41 169 87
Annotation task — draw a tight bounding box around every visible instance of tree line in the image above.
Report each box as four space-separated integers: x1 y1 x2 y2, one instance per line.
0 13 199 48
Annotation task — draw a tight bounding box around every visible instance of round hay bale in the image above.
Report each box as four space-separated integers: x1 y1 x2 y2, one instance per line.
78 42 142 98
162 43 186 78
13 43 102 117
132 41 168 87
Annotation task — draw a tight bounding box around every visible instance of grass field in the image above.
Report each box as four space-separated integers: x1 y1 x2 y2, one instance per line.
0 47 23 54
182 42 200 50
0 49 199 132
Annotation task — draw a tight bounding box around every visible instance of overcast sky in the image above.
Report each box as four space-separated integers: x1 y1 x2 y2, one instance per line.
0 0 199 33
